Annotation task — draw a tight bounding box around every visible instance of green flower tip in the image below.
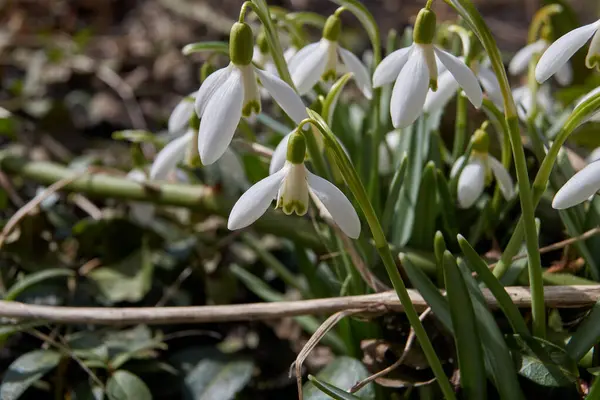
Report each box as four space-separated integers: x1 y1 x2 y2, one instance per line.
413 8 437 44
323 14 342 42
286 131 307 164
189 113 200 130
230 22 254 65
471 128 490 154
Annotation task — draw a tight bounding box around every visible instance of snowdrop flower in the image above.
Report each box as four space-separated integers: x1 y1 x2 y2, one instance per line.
373 8 483 128
127 169 155 226
150 128 247 189
553 159 600 209
451 128 514 208
168 92 196 135
509 38 572 86
253 32 298 76
512 85 553 121
536 19 600 83
195 22 306 165
424 57 502 113
228 131 360 238
287 12 372 99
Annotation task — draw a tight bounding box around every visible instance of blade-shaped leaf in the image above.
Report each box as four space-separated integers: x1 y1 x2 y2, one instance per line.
182 42 229 56
4 268 74 301
303 357 374 400
307 375 361 400
566 300 600 361
0 350 61 400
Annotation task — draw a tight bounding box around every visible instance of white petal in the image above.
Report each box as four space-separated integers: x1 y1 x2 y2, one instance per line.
553 160 600 209
450 155 466 178
555 62 573 86
307 171 361 238
198 67 244 165
240 64 261 116
586 26 600 68
576 86 600 122
288 42 321 74
378 130 402 174
373 45 413 87
194 65 232 117
536 22 599 83
338 46 373 99
127 170 155 225
587 147 600 164
255 67 307 124
218 148 249 189
457 158 486 208
390 47 429 128
269 131 292 175
150 131 193 180
289 40 329 94
283 47 298 62
476 66 504 108
508 40 547 76
423 70 458 113
168 92 196 135
488 155 514 200
228 167 288 230
434 47 483 108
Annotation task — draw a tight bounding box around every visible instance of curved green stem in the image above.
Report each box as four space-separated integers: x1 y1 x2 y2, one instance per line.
307 110 456 400
238 1 253 22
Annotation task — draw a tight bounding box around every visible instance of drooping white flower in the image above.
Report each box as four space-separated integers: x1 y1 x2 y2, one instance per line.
149 128 247 189
536 19 600 83
195 22 307 165
373 8 483 128
127 169 155 226
512 85 553 121
424 58 501 113
451 130 514 208
509 39 572 85
228 132 360 238
287 14 372 99
168 92 197 135
553 159 600 209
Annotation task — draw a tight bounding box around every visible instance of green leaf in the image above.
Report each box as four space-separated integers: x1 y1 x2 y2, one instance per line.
381 154 408 235
170 347 253 400
4 268 75 301
566 300 600 361
230 264 347 353
303 357 374 399
457 235 530 337
307 375 361 400
88 242 153 303
181 41 229 56
443 252 486 399
111 130 159 145
506 335 578 387
106 370 152 400
411 161 438 250
0 350 61 400
328 0 381 63
322 73 353 126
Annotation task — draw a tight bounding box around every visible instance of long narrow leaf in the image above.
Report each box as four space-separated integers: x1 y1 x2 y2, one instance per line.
443 252 487 399
566 301 600 362
307 375 361 400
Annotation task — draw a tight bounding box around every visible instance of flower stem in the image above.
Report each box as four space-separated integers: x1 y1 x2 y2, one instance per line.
238 1 253 22
425 0 435 9
307 111 456 399
452 93 468 160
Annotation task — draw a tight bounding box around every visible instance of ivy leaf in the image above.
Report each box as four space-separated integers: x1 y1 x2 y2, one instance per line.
0 350 61 400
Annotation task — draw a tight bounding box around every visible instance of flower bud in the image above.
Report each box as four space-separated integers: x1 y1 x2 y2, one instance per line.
286 131 306 164
413 8 437 44
471 128 490 154
322 14 342 42
257 31 269 54
230 22 254 66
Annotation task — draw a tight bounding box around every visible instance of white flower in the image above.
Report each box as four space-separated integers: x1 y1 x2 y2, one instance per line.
509 39 572 86
587 146 600 164
536 19 600 83
127 169 155 226
374 44 483 128
168 92 197 135
228 161 361 238
253 46 298 76
149 129 247 189
575 86 600 123
451 153 514 208
288 38 372 99
553 159 600 209
195 63 306 165
424 58 502 113
512 85 553 121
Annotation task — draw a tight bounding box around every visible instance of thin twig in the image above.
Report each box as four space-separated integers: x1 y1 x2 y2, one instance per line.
0 171 87 249
350 308 432 393
0 170 24 206
0 286 598 325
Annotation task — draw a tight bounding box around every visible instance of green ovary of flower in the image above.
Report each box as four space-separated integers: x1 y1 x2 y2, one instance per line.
413 8 437 45
230 22 254 66
322 15 342 42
